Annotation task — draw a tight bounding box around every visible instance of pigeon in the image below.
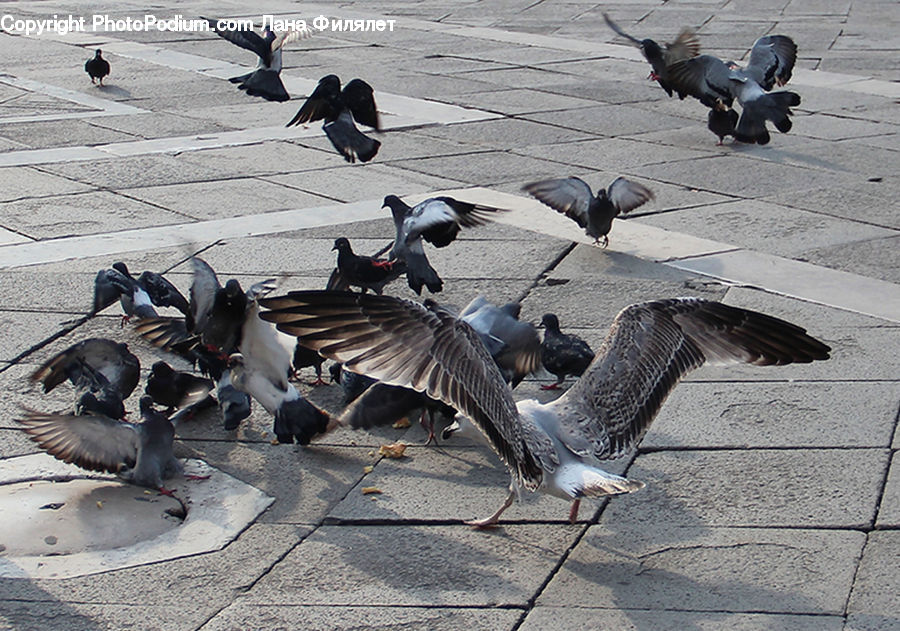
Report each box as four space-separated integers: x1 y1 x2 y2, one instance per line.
523 176 655 247
330 362 376 405
292 341 327 386
17 396 183 491
31 338 140 420
382 195 509 295
205 17 311 102
602 14 700 98
286 75 381 162
708 107 739 145
84 49 110 86
341 381 456 443
258 291 830 527
137 271 191 322
664 35 800 145
539 314 594 390
331 237 406 295
144 361 215 415
92 262 158 324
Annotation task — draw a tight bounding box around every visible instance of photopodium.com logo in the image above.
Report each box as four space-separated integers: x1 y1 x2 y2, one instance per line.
0 13 398 36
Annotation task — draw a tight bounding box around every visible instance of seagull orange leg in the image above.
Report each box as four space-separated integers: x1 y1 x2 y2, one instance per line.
465 489 515 529
568 499 581 524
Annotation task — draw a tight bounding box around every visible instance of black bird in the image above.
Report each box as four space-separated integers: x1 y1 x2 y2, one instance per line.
382 195 508 295
708 107 739 145
84 49 110 86
18 396 183 491
603 14 700 98
145 361 214 415
292 342 326 386
286 75 381 162
31 338 140 419
205 18 310 102
330 362 377 405
523 176 654 247
539 314 594 390
665 35 800 145
137 271 191 322
341 381 456 444
331 237 406 295
92 262 157 324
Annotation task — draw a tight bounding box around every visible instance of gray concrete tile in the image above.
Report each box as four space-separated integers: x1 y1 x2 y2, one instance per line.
244 524 581 606
518 607 845 631
847 533 900 627
0 166 92 202
0 119 140 150
646 381 900 450
412 117 593 149
448 88 600 116
0 601 216 631
512 136 715 171
524 104 693 137
538 524 865 614
792 113 898 141
877 452 900 528
177 141 348 178
763 182 899 230
391 150 556 186
0 310 84 362
798 235 900 285
200 604 521 631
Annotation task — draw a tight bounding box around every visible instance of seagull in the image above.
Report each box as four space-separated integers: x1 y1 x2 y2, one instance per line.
331 237 406 295
459 297 541 388
539 313 594 390
382 195 509 295
602 13 700 98
523 176 654 247
664 35 800 144
84 49 110 86
17 396 185 492
258 291 830 527
30 338 140 420
204 17 311 102
286 74 381 162
145 361 215 415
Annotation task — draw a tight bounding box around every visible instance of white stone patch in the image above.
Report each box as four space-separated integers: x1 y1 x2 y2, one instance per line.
0 74 146 124
0 454 273 579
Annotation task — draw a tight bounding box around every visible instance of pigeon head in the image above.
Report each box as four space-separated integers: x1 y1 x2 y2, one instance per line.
332 237 352 252
540 313 561 332
112 261 131 277
139 395 157 416
328 362 342 383
95 49 103 58
500 302 522 319
224 279 243 298
382 195 404 209
640 39 663 63
150 361 174 378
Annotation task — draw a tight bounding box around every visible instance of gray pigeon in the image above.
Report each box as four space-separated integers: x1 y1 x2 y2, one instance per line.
523 176 654 247
17 396 182 491
84 49 110 86
92 262 157 324
31 338 140 419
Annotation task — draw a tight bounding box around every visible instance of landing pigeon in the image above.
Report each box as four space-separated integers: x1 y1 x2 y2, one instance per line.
92 262 157 324
382 195 509 295
331 237 406 295
523 176 654 247
84 49 110 86
539 314 594 390
205 17 311 102
286 75 381 162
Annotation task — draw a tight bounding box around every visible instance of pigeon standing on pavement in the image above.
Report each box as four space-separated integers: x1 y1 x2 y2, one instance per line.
330 237 406 295
523 176 655 247
31 338 140 420
205 17 311 102
18 396 184 491
539 313 594 390
92 263 158 324
145 361 215 415
258 291 831 527
286 75 382 162
382 195 509 295
708 107 740 145
84 49 110 86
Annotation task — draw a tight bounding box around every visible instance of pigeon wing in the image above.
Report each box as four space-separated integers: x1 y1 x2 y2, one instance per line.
286 74 341 127
190 257 220 335
323 110 381 163
138 271 190 317
606 177 655 215
341 78 381 130
746 35 797 89
522 177 595 230
204 18 271 64
664 28 701 65
665 54 736 108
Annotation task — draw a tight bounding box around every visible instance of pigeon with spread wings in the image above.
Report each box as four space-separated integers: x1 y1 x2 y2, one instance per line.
260 291 830 527
205 17 311 102
286 75 381 162
523 176 654 247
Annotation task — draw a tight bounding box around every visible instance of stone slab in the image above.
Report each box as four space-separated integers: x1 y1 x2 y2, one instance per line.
244 524 580 606
538 524 865 614
876 452 900 528
847 532 900 626
38 154 233 189
603 448 889 529
0 166 92 202
799 235 900 285
0 601 216 631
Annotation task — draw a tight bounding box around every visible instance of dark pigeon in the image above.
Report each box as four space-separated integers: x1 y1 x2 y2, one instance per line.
331 237 406 295
92 262 158 323
539 313 595 390
17 396 182 491
286 75 381 162
31 338 140 419
292 342 326 386
204 17 310 102
137 271 191 322
382 195 508 295
145 361 214 415
708 107 739 145
341 381 456 443
459 297 541 388
84 49 110 86
329 362 376 405
523 176 654 247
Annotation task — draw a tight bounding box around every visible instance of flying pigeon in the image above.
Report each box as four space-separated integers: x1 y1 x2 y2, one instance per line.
145 361 215 415
286 75 381 162
602 14 700 98
17 396 184 491
664 35 800 145
523 176 655 247
205 17 311 102
31 338 140 419
331 237 406 295
459 297 541 388
84 49 110 86
539 314 594 390
258 291 830 527
382 195 509 295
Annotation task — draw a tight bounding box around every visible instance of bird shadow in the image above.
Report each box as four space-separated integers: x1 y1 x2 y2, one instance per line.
726 141 842 171
96 84 131 98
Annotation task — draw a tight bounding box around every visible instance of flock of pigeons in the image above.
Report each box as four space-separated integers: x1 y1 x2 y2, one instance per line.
33 15 829 525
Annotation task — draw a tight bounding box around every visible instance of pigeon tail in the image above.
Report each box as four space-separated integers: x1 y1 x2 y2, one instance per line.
232 69 290 102
403 252 443 295
556 464 646 498
735 91 800 144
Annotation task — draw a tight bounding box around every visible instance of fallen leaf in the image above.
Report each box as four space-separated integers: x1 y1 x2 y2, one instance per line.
378 442 407 458
361 486 382 495
363 465 374 474
392 417 411 429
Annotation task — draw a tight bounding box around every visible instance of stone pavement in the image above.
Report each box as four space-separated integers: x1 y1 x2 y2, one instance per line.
0 0 897 629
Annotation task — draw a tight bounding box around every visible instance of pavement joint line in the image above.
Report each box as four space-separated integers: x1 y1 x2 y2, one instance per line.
0 73 148 124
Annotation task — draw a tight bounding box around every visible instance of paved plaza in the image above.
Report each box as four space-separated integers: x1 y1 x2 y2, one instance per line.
0 0 898 629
